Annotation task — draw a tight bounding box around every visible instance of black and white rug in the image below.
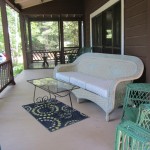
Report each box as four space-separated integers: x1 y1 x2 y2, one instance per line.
23 99 88 132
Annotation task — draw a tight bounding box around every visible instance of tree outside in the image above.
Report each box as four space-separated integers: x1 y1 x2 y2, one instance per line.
6 5 23 76
63 21 79 47
31 21 59 51
0 8 5 54
31 20 79 51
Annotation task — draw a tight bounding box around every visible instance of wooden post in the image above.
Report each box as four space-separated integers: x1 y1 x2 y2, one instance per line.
0 0 11 60
28 19 33 64
0 0 15 85
60 15 65 64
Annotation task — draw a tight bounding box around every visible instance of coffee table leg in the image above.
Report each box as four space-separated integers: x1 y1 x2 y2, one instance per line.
68 93 76 119
68 93 73 108
33 86 36 103
49 93 51 99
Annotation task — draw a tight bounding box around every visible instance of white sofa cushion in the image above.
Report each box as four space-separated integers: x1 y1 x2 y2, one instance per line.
56 72 90 89
56 72 78 82
70 73 93 89
86 79 113 98
71 75 112 98
56 72 112 98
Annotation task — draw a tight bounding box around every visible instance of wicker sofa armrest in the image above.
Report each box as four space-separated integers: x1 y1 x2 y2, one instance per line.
106 79 131 111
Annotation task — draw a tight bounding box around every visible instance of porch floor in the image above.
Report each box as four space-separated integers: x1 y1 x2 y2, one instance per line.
0 69 122 150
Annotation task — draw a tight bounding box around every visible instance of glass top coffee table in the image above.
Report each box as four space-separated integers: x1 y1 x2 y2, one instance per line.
27 77 79 108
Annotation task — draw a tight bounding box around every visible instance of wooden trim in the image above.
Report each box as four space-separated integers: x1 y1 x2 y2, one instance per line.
147 0 150 82
78 21 82 48
27 19 33 64
60 16 64 64
28 21 32 51
26 14 83 22
90 0 119 18
5 0 21 12
121 0 124 55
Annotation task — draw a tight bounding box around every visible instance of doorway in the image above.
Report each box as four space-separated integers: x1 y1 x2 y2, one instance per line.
26 15 83 68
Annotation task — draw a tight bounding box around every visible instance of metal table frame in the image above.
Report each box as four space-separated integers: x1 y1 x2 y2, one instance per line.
27 77 79 109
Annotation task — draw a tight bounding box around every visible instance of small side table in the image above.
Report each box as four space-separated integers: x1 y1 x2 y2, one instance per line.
122 83 150 122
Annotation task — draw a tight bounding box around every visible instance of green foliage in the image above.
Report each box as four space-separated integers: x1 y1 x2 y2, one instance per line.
31 21 79 51
63 21 79 47
6 5 23 76
0 9 5 51
13 63 24 77
31 21 59 50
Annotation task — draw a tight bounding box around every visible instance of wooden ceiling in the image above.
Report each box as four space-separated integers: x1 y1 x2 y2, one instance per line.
14 0 53 9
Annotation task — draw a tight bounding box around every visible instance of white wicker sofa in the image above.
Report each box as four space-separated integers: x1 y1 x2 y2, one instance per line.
53 53 144 121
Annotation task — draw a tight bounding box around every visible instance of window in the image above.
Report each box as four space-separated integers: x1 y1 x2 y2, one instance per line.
92 1 121 54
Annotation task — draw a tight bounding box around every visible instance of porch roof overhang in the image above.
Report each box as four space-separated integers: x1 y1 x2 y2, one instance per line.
7 0 84 12
7 0 54 10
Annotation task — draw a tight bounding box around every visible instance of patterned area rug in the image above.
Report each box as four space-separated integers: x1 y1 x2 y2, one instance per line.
23 99 88 132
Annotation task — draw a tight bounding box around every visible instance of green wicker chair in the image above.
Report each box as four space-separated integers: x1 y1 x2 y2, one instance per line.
115 83 150 150
115 104 150 150
121 83 150 122
67 47 92 63
136 104 150 130
115 120 150 150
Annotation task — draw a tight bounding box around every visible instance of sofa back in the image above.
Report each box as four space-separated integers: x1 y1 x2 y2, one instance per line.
74 53 144 80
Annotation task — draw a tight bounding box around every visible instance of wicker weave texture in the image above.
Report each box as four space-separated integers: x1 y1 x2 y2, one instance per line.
122 84 150 122
137 104 150 130
115 121 150 150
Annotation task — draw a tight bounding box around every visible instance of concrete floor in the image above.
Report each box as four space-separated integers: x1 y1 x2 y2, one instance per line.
0 69 122 150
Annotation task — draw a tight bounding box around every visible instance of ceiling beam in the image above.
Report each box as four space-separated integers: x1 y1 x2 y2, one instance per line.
6 0 21 12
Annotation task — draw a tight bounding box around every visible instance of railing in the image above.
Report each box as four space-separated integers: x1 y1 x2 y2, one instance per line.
32 50 56 61
0 60 15 93
31 50 60 65
27 48 79 66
